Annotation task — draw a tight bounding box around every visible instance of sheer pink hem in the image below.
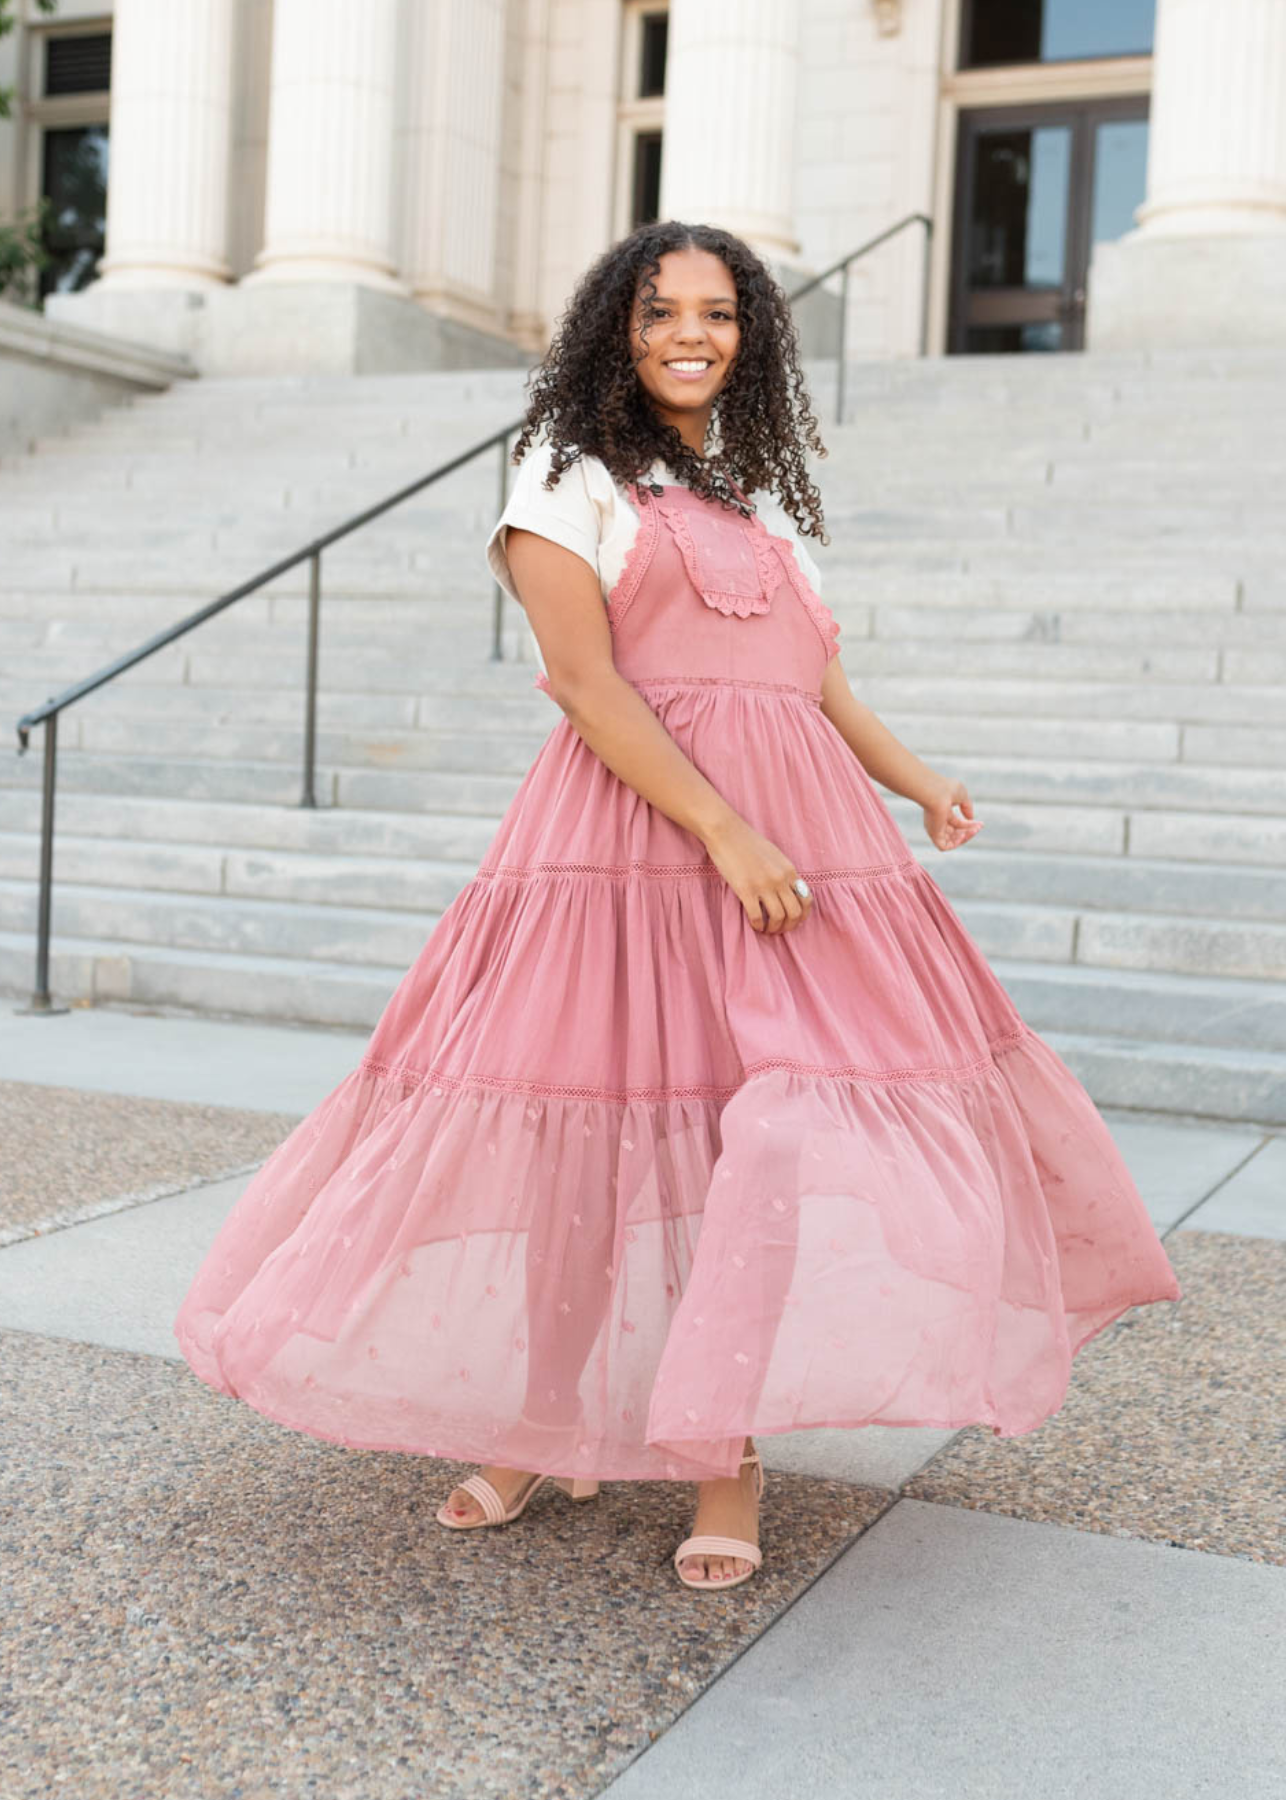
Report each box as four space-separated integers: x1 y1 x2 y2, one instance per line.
173 1025 1180 1481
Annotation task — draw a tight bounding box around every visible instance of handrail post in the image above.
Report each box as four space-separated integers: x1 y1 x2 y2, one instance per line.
491 432 510 661
301 550 321 807
919 214 934 358
17 711 68 1015
836 258 850 425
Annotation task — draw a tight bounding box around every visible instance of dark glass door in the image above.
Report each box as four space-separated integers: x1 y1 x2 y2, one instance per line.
949 97 1148 353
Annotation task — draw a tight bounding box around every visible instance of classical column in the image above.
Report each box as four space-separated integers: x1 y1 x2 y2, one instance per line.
660 0 801 259
95 0 235 288
246 0 406 291
1138 0 1286 236
402 0 506 325
1088 0 1286 347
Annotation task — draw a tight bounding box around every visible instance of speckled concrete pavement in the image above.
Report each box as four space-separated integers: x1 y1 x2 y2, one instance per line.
2 1004 1283 1799
0 1080 301 1246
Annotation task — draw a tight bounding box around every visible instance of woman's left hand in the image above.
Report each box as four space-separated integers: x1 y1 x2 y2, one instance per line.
920 773 984 852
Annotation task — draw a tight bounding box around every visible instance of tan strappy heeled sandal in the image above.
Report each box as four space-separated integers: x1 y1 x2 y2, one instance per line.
673 1449 764 1589
437 1412 601 1529
436 1467 599 1529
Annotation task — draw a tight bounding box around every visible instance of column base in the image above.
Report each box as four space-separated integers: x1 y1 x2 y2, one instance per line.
1088 231 1286 351
46 281 531 374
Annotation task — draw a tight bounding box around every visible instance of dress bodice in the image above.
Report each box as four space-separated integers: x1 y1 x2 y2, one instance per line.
535 478 840 703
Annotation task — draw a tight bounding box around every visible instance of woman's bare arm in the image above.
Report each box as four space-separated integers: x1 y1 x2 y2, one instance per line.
503 526 814 932
819 654 941 803
819 654 983 851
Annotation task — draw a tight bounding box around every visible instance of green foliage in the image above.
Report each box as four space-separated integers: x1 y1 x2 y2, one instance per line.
0 198 52 304
0 0 60 119
0 1 61 303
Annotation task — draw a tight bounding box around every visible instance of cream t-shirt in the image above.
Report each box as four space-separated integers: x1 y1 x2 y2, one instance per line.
484 439 825 676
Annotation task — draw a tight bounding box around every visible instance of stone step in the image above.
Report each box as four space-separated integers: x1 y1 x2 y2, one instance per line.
1 824 1280 925
0 876 444 967
9 593 1281 661
0 790 502 862
34 501 1283 558
0 831 478 912
0 748 525 814
12 599 1280 670
0 780 1237 868
2 739 1277 822
12 665 1283 734
990 958 1286 1055
0 627 1233 687
848 676 1286 726
2 864 1284 983
0 929 404 1032
2 678 533 731
20 570 1219 626
1 539 1254 595
859 605 1283 646
0 779 1281 883
63 714 550 773
48 707 1221 769
1038 1030 1286 1128
25 411 520 453
930 752 1283 817
918 843 1286 922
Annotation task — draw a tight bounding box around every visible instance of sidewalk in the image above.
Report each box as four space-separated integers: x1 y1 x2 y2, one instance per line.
2 1001 1283 1799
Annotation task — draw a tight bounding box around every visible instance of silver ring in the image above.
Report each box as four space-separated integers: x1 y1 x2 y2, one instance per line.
792 878 811 900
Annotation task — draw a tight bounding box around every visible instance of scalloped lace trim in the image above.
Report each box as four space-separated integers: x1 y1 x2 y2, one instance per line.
756 523 842 660
605 483 659 627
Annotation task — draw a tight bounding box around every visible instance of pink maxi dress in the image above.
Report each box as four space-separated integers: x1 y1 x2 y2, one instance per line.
174 472 1183 1483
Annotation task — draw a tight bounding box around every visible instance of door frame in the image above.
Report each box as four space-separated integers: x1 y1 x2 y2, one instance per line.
947 93 1149 353
925 0 1152 356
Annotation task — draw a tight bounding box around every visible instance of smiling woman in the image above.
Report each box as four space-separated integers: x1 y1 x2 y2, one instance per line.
173 218 1182 1599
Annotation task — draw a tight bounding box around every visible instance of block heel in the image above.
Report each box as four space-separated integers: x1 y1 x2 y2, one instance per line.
553 1476 600 1501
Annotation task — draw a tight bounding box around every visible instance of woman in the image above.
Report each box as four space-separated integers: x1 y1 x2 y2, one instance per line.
174 220 1182 1593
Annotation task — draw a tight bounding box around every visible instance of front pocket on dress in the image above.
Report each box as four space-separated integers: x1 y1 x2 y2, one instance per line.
656 496 775 618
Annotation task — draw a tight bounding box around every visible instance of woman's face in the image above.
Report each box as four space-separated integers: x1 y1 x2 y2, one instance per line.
628 247 741 451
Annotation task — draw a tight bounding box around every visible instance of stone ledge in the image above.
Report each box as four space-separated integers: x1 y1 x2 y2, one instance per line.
0 296 194 387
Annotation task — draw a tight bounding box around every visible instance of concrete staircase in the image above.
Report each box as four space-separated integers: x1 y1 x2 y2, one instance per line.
2 352 1284 1125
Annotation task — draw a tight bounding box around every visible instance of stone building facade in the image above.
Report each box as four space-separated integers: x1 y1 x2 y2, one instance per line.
0 0 1281 372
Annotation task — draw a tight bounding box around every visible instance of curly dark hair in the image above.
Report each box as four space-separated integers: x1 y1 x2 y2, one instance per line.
509 219 829 545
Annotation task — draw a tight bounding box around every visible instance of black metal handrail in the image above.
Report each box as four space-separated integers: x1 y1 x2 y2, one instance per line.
788 212 933 423
12 215 932 1013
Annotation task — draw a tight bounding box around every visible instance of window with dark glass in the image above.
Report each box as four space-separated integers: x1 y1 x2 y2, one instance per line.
38 124 109 298
631 130 663 228
638 12 667 97
44 31 112 96
961 0 1154 68
967 125 1071 291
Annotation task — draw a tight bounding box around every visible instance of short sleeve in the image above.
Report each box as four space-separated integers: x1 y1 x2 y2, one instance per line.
485 440 603 607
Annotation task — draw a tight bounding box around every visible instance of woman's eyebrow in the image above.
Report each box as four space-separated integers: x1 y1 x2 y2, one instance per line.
648 294 737 306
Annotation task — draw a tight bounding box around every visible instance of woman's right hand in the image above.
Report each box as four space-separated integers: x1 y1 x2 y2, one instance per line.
702 815 813 935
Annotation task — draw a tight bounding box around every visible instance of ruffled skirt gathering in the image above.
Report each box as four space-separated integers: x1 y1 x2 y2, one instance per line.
174 680 1182 1481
